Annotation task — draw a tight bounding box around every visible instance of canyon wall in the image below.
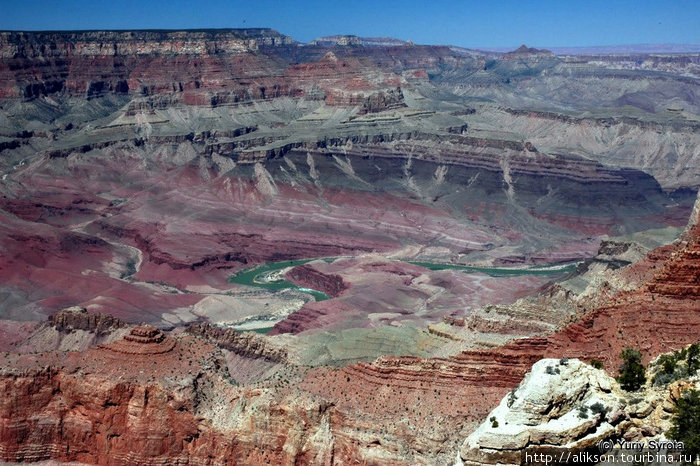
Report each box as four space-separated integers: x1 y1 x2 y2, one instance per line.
0 30 699 464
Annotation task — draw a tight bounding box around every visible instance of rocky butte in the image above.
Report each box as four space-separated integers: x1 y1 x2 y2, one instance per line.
0 29 699 464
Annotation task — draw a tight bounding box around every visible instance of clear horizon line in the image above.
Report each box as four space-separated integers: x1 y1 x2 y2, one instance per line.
1 28 699 51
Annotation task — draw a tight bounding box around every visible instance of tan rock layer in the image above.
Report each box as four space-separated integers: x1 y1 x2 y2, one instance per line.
186 322 288 362
49 306 126 336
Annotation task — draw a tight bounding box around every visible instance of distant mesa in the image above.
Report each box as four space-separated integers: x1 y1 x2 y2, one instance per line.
504 44 554 58
101 324 175 355
311 35 410 47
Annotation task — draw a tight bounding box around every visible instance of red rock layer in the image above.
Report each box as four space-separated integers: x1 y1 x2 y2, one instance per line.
285 264 347 298
101 325 176 355
301 340 549 428
0 30 417 109
0 332 336 465
648 224 700 297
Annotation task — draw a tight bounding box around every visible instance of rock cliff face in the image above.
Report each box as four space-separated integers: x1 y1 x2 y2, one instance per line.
0 29 293 99
186 322 288 362
12 307 128 354
0 326 338 465
49 306 125 335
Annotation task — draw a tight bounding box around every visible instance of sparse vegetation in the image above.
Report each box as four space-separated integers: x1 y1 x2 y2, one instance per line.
652 343 700 386
668 389 700 461
120 259 137 279
686 343 700 374
589 402 609 417
589 359 604 370
577 405 589 419
617 348 646 391
507 389 518 408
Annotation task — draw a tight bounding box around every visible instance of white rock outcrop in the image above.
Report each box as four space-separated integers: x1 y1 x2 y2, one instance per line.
459 358 627 465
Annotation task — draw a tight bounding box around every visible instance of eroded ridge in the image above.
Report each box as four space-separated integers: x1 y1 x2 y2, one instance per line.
101 325 175 355
647 222 700 297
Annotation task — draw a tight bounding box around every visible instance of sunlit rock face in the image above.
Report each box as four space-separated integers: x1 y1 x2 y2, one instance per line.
459 358 625 466
458 355 700 466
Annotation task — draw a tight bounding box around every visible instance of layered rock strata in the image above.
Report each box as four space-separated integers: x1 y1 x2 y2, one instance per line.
186 322 288 362
285 264 347 298
49 306 125 335
0 331 337 464
101 324 175 355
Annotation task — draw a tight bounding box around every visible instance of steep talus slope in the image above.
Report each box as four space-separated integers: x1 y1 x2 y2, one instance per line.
14 306 129 353
477 107 700 190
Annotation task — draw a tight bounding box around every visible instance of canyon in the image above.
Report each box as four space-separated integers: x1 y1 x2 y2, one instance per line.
0 29 699 464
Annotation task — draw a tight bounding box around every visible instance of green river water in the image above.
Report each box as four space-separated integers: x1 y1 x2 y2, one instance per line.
227 258 332 301
228 258 577 333
229 257 577 295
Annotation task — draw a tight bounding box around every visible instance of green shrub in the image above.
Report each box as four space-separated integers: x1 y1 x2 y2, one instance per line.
577 405 589 419
589 359 604 370
687 343 700 375
617 348 646 391
507 389 518 408
660 354 678 375
668 389 700 461
589 402 609 417
652 344 699 386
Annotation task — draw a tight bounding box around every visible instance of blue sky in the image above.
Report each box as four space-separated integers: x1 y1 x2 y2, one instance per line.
1 0 698 48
